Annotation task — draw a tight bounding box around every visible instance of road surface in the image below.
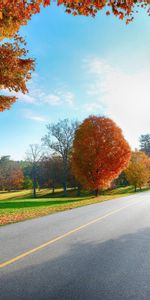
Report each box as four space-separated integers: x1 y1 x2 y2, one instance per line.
1 192 150 299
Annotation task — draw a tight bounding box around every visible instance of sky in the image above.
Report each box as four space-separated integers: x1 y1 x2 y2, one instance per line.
1 2 150 160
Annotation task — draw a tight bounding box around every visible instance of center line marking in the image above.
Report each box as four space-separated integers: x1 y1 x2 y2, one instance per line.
0 200 142 268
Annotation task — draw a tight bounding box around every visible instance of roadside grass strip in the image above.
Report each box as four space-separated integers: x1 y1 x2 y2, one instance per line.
0 186 149 226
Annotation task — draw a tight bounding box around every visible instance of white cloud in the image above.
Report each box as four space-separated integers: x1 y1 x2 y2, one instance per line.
83 102 105 113
63 91 74 106
1 81 75 108
24 109 47 122
84 57 150 149
44 90 74 106
44 94 61 105
1 89 38 105
18 92 37 104
83 57 112 76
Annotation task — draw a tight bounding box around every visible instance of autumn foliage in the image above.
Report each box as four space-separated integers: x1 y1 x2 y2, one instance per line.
0 157 24 190
71 116 131 195
59 0 150 23
0 1 149 110
0 0 150 40
7 166 24 190
0 40 35 111
125 151 150 191
0 96 16 112
0 0 50 40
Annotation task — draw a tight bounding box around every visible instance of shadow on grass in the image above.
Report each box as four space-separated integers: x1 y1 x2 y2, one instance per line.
105 186 150 196
40 189 91 199
1 186 150 205
0 197 94 210
105 186 133 195
39 190 73 199
0 189 88 201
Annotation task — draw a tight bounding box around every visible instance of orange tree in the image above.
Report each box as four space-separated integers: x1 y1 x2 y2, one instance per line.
125 151 150 191
71 115 131 196
0 0 150 40
0 39 35 111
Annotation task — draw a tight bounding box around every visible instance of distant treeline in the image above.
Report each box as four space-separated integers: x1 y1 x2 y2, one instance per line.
0 154 77 192
1 118 150 196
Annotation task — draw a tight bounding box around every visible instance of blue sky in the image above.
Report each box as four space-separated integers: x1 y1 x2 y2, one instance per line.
1 3 150 160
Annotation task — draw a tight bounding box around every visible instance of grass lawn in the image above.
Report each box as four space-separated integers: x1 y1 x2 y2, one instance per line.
0 186 149 226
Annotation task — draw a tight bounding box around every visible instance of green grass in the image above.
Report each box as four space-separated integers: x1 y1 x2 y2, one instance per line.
0 186 149 226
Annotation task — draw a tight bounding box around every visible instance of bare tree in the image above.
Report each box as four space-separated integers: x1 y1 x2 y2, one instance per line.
42 119 79 196
26 144 43 198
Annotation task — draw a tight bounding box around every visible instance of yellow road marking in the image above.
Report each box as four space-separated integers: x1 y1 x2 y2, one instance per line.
0 201 141 268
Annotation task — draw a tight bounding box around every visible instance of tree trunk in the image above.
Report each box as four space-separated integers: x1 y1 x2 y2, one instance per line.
32 165 36 198
63 159 67 196
63 182 67 196
51 179 55 194
77 184 81 197
134 185 137 192
52 185 55 194
95 188 99 197
33 183 36 198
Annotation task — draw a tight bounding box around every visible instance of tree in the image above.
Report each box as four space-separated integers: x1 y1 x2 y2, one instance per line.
37 155 64 192
0 0 149 40
23 177 33 189
125 151 150 192
0 39 35 111
26 144 43 198
0 156 10 190
7 165 24 190
42 119 79 195
71 115 131 196
114 171 129 188
0 156 24 190
139 134 150 157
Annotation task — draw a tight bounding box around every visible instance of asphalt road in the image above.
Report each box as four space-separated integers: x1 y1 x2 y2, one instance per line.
1 192 150 300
